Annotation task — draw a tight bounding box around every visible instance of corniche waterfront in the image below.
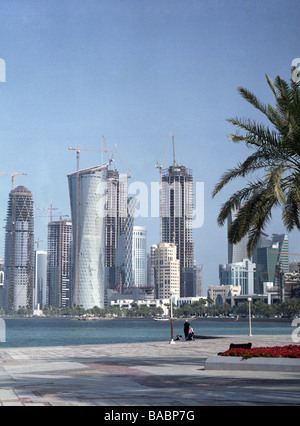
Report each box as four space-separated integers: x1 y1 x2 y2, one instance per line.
0 317 294 348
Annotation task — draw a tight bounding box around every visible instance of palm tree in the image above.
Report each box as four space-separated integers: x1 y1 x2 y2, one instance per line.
212 73 300 256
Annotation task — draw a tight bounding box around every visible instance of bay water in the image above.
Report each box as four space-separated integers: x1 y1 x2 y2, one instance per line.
0 317 294 348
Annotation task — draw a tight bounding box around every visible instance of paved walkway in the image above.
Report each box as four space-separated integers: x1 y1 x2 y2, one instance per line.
0 334 299 406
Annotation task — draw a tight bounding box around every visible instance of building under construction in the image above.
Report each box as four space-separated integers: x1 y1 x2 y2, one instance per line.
161 164 194 296
4 186 35 311
161 165 194 268
47 219 73 308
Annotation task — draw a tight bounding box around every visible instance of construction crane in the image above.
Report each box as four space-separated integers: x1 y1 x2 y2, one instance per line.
0 168 27 190
35 239 44 250
155 132 173 242
36 204 59 223
68 144 113 171
102 135 114 168
114 143 131 201
172 134 178 167
114 144 131 179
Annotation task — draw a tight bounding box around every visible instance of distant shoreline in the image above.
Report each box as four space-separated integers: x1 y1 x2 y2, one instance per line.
0 315 292 324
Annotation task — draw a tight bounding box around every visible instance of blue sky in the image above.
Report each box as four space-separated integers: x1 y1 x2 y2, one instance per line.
0 0 299 293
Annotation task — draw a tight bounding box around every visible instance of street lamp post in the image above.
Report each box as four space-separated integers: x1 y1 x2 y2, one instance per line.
247 297 252 336
169 289 175 345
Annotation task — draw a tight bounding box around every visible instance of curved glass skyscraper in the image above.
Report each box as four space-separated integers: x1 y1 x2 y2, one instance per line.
68 165 107 309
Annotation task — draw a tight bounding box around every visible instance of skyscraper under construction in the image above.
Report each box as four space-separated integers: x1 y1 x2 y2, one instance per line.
4 186 35 311
161 164 194 269
159 138 195 297
47 219 73 308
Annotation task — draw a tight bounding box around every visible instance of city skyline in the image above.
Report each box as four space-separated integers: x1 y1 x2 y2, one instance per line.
0 1 300 295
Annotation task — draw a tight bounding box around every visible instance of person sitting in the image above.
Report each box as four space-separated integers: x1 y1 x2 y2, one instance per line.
187 326 195 341
175 334 182 341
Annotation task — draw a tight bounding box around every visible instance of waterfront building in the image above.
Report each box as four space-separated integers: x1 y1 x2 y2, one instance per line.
105 170 136 293
68 165 107 309
160 157 194 297
4 186 35 311
219 258 256 295
255 246 279 294
132 226 147 287
105 169 126 289
47 220 72 308
151 242 180 299
34 250 47 309
181 263 203 297
161 165 194 270
207 284 241 305
114 196 137 291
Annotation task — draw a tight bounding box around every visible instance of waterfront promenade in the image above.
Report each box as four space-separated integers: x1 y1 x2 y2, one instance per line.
0 334 298 406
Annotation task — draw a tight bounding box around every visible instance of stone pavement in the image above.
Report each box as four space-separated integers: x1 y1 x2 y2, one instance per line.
0 334 299 406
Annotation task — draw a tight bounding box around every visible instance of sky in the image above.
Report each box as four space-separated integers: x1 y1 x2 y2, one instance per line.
0 0 299 294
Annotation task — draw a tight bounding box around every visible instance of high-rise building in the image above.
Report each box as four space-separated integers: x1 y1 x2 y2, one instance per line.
47 220 72 307
34 250 47 309
151 242 180 299
4 186 35 311
219 259 256 295
132 226 147 287
255 246 279 294
271 234 289 273
68 165 107 309
124 196 137 288
227 207 249 264
105 169 127 289
161 163 194 293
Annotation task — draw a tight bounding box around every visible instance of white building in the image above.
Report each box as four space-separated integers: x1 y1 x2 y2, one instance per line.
207 285 241 305
34 250 47 309
132 226 147 287
151 242 180 299
68 165 107 309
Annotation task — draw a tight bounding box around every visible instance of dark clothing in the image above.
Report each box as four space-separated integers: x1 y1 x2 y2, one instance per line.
184 321 190 340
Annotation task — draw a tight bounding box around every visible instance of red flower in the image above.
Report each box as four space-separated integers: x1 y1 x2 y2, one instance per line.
219 345 300 359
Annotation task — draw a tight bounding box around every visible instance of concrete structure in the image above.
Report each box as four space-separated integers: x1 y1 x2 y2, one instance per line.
207 284 241 305
151 242 180 299
161 163 194 292
68 165 107 309
132 226 147 287
105 169 127 290
4 186 35 311
0 335 298 406
47 220 72 308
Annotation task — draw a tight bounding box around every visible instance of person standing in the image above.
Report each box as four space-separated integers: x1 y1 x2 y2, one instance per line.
184 320 190 340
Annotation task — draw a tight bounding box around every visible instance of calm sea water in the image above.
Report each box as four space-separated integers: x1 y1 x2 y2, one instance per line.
0 317 294 348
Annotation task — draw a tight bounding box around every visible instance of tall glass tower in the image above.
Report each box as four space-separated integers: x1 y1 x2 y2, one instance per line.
68 165 107 309
4 186 34 311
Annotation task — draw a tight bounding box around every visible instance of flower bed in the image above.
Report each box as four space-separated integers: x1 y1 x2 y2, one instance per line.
218 345 300 359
